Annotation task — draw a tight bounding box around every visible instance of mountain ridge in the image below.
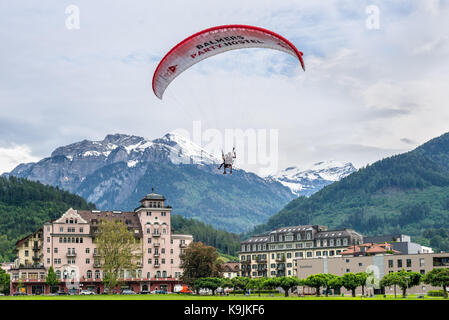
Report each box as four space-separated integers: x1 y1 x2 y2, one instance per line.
251 131 449 252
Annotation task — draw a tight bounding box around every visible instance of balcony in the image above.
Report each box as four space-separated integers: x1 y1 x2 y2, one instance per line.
275 256 286 263
179 243 187 248
152 233 160 238
93 262 101 268
255 257 267 264
241 260 251 265
154 263 160 268
32 246 40 251
66 252 77 257
93 252 100 257
153 242 160 247
153 253 160 257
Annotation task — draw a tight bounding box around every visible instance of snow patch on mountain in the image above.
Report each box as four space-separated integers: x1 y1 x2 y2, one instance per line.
269 160 357 196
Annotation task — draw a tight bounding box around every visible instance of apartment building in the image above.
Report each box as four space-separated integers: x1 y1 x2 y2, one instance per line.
295 252 449 295
9 191 193 295
239 225 363 278
14 229 43 268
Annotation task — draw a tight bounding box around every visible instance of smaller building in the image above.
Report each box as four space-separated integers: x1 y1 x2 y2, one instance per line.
221 262 239 279
1 262 13 273
295 252 449 295
363 234 434 254
14 229 43 268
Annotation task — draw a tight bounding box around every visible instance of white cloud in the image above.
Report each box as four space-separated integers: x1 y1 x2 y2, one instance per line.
0 145 39 174
0 0 448 174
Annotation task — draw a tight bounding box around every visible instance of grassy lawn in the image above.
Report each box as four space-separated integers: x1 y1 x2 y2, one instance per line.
0 294 447 300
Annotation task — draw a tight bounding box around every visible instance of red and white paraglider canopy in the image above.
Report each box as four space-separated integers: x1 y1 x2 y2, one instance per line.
152 24 305 99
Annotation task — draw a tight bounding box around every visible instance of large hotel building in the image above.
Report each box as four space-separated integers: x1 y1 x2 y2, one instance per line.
10 191 193 295
239 225 363 278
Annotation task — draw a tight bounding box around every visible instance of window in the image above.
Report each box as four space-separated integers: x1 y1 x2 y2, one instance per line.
60 227 64 232
87 270 92 279
306 252 312 257
95 270 100 279
54 248 58 253
86 258 90 264
47 237 50 243
25 250 29 257
397 259 403 268
343 238 348 246
433 256 449 266
148 238 152 244
80 227 83 233
148 259 152 264
148 248 152 254
388 260 393 268
316 251 321 256
406 259 412 268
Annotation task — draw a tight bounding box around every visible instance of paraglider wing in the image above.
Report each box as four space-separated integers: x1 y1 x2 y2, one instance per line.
152 24 305 99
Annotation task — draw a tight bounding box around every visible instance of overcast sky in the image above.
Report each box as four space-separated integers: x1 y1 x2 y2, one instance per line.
1 0 449 175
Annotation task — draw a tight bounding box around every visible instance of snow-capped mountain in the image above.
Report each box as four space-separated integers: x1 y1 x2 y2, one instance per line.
269 161 357 196
6 133 294 233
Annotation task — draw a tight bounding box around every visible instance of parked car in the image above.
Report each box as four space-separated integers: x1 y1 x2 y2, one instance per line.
121 289 135 295
13 291 27 296
139 290 150 294
79 290 95 295
57 290 68 295
150 290 167 294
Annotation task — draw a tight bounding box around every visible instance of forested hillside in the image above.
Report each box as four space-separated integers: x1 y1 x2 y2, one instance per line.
171 215 240 257
0 176 96 261
0 176 241 261
252 132 449 252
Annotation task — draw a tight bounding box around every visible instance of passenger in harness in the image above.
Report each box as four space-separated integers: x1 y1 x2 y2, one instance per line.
218 147 236 174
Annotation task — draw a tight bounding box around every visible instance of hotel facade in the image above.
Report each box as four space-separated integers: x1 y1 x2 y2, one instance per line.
10 191 193 295
239 225 363 278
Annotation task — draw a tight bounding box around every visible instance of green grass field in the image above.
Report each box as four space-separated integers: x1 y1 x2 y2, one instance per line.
0 293 447 300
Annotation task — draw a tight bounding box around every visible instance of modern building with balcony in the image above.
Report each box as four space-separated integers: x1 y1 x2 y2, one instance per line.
10 191 193 295
239 225 363 278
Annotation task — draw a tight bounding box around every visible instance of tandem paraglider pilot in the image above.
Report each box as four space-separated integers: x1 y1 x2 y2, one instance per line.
218 147 236 174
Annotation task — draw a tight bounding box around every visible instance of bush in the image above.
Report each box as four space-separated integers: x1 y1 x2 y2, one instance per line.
428 290 444 297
